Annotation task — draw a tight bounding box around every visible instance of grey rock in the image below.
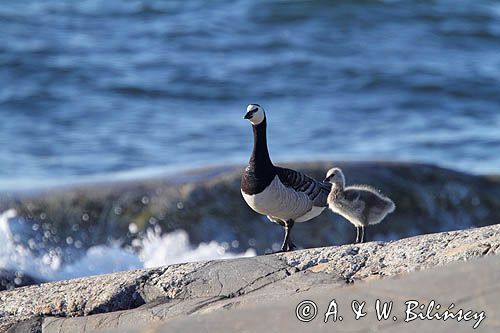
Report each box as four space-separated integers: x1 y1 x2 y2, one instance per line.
5 317 42 333
2 223 499 332
0 268 151 332
142 255 290 301
131 254 500 333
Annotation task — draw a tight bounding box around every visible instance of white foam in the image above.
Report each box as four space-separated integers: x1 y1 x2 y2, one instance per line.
136 227 255 268
0 209 256 282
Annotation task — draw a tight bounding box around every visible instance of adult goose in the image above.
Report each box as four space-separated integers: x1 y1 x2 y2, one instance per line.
241 104 331 252
324 167 395 243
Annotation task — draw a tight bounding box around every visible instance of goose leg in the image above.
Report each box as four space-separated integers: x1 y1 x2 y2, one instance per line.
281 219 295 252
355 227 360 244
280 231 288 252
360 226 365 243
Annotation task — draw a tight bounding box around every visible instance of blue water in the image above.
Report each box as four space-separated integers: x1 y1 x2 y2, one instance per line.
2 0 500 190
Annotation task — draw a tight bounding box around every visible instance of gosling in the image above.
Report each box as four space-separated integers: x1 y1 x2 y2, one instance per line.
324 167 395 243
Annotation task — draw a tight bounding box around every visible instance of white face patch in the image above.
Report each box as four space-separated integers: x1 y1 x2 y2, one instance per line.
246 104 265 125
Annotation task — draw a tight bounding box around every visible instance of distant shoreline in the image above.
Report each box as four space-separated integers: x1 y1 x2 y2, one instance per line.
2 159 495 196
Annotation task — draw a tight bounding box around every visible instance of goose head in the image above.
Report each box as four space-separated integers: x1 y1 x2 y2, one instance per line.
244 104 265 126
324 167 345 190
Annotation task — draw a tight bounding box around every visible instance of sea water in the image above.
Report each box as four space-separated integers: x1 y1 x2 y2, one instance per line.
1 0 500 191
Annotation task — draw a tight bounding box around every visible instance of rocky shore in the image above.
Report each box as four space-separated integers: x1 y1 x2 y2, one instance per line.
1 223 499 332
2 162 499 255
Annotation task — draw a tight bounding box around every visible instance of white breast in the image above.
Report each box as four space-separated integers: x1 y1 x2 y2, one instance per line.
241 175 316 222
295 205 325 222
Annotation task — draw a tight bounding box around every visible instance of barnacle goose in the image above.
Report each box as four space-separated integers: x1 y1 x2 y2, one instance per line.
324 167 395 243
241 104 331 252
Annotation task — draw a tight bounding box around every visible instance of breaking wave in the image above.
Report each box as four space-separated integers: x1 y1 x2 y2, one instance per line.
0 209 255 283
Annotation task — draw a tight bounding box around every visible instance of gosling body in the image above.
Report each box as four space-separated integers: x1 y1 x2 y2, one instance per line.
325 168 395 243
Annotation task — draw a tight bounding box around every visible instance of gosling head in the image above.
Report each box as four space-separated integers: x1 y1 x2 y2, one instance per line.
243 104 265 126
324 167 345 190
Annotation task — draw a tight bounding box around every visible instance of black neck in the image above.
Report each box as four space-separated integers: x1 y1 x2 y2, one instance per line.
249 117 274 171
241 116 276 195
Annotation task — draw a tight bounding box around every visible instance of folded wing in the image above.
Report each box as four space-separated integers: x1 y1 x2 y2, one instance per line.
275 166 331 207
